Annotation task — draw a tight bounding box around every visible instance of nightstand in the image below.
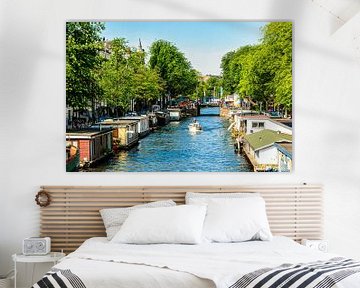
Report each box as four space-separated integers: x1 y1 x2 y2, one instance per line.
12 252 65 288
301 239 328 252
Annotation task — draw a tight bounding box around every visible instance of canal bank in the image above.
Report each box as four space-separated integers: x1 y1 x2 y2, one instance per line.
88 107 252 172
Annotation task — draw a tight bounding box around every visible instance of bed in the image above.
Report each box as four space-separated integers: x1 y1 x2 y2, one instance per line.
33 236 360 288
33 185 360 288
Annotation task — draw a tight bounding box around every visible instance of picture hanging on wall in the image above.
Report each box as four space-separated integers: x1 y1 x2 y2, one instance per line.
66 21 292 172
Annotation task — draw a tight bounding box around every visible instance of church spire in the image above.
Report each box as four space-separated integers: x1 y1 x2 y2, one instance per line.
138 38 144 53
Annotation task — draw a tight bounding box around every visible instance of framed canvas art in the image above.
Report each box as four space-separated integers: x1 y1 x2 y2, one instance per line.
65 21 292 172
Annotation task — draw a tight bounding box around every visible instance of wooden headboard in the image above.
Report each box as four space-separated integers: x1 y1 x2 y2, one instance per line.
39 184 323 253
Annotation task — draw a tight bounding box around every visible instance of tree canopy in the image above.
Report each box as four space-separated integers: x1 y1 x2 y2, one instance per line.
98 38 163 112
66 22 104 109
221 22 292 112
67 35 198 114
65 22 292 118
149 40 198 97
262 22 292 109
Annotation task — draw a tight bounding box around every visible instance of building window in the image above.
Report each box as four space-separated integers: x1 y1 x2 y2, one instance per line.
252 122 265 128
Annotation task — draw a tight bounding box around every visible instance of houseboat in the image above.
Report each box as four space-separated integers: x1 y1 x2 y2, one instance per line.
155 111 170 126
167 108 182 121
242 129 292 172
275 142 292 172
66 127 113 167
95 119 139 150
148 113 158 130
118 115 150 138
233 115 292 135
149 104 170 126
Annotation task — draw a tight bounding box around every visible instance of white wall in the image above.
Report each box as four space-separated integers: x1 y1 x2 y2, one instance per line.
1 0 360 285
256 146 278 165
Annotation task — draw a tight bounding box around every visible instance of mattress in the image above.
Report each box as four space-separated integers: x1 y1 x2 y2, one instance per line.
34 236 360 288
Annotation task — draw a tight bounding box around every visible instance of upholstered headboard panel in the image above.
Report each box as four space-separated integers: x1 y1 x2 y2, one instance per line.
39 184 323 253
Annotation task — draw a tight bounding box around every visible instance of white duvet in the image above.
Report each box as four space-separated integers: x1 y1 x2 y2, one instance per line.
53 237 360 288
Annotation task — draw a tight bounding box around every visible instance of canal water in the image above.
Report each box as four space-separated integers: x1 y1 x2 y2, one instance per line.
92 107 252 172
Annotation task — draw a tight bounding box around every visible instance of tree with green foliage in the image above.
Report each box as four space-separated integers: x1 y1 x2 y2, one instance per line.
238 45 275 103
221 46 254 96
220 51 235 95
191 77 207 101
149 40 198 99
206 75 222 98
98 38 134 111
192 75 223 102
66 22 104 110
99 38 163 114
132 60 165 107
262 22 292 111
220 22 292 114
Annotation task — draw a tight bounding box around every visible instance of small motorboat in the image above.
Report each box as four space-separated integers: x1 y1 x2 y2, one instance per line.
188 121 202 132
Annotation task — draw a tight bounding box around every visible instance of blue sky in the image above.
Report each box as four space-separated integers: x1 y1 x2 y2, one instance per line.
102 21 268 75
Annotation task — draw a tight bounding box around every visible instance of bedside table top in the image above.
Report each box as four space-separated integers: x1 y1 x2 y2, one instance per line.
12 252 66 263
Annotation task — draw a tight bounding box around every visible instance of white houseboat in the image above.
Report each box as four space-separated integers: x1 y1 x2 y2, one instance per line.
95 119 139 150
242 129 292 172
234 115 292 135
118 115 150 138
275 142 292 172
167 108 182 121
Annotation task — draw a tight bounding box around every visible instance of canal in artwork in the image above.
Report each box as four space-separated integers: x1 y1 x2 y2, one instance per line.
92 107 252 172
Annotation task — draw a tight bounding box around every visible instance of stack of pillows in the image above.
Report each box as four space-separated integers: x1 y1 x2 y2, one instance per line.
100 192 272 245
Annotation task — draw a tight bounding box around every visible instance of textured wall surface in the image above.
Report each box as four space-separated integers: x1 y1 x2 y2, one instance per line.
0 0 360 286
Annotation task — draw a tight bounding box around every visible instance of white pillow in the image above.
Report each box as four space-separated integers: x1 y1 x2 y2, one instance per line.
111 205 207 244
100 200 176 240
186 192 259 205
202 197 272 243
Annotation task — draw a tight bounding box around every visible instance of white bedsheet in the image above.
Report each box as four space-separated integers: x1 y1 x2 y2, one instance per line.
54 237 360 288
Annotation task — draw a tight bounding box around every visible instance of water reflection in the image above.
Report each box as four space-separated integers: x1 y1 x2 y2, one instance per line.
93 107 252 172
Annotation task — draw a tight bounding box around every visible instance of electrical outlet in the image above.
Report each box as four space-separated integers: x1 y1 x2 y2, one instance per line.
301 239 328 252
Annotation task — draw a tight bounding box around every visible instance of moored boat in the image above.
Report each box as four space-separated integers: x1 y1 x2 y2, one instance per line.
94 120 139 150
118 115 150 138
167 108 182 121
148 113 158 130
155 111 170 126
66 127 113 167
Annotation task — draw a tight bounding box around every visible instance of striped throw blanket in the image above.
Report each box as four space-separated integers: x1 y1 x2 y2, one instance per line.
32 268 86 288
230 258 360 288
32 258 360 288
